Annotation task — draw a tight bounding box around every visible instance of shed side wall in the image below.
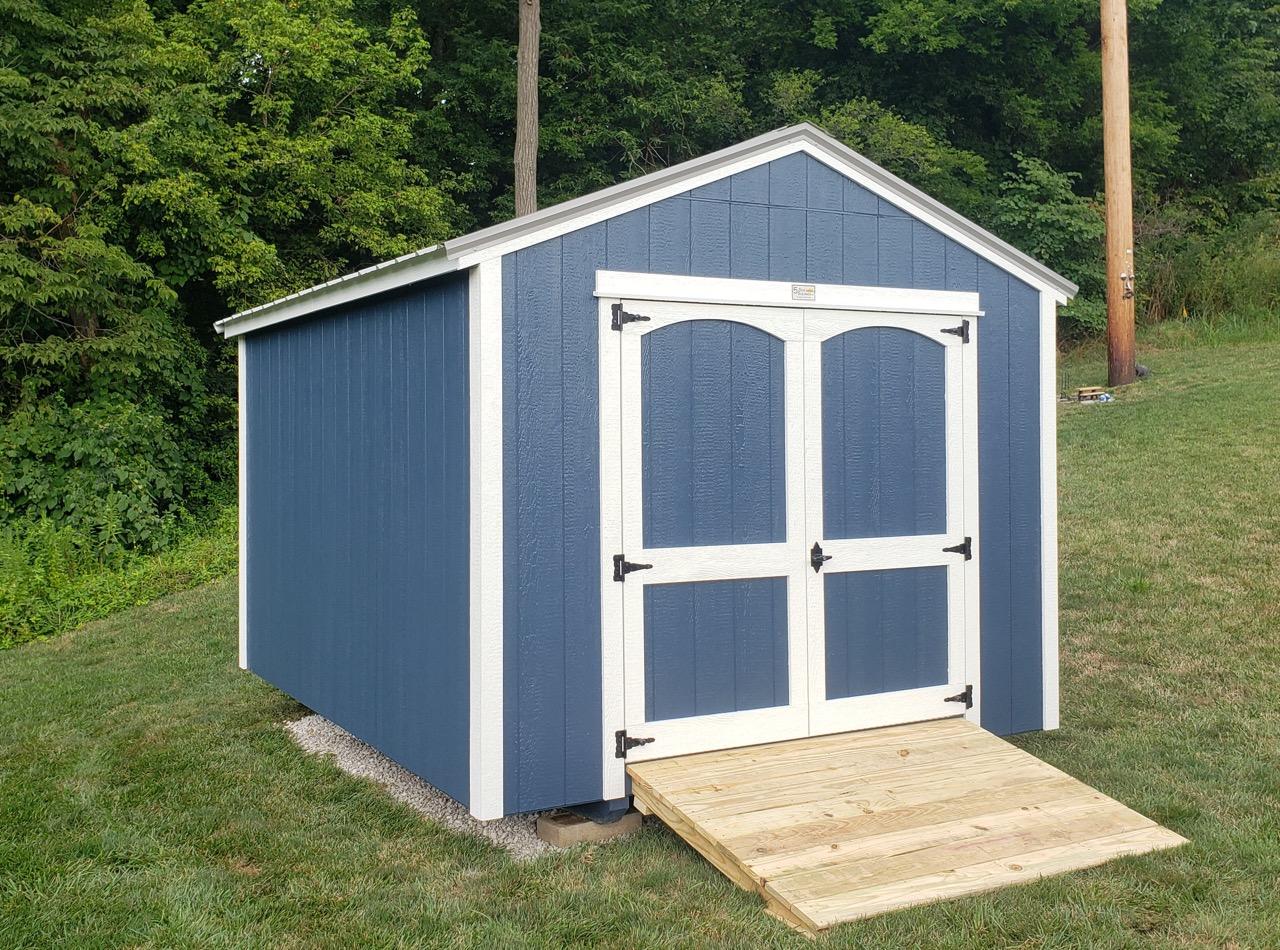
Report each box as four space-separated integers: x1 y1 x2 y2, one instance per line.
504 153 1042 814
246 275 471 804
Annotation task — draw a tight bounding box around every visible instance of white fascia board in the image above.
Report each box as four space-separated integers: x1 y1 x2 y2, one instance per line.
215 245 453 338
596 271 982 318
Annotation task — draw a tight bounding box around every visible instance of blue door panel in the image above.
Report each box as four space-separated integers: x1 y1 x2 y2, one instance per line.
644 577 789 721
642 320 786 548
825 567 948 699
822 327 946 540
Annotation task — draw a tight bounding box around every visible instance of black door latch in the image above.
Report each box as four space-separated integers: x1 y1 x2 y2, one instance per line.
810 541 833 573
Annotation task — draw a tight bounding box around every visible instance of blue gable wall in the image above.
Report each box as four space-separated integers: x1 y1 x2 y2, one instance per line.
246 275 471 805
503 152 1043 814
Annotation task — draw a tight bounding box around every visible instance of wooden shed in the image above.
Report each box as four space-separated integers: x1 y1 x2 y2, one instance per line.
217 123 1077 822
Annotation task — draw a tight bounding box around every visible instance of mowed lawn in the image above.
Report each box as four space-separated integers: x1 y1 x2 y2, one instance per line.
2 332 1279 949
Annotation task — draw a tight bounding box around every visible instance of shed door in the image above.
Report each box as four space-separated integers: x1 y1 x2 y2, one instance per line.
602 298 978 764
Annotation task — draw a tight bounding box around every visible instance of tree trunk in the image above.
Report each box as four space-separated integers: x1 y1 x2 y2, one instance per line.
514 0 540 217
1102 0 1136 387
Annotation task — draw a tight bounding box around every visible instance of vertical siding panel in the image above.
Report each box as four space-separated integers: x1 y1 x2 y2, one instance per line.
643 324 696 547
843 214 879 286
1007 279 1044 731
730 203 769 278
769 207 807 281
843 179 878 215
806 160 844 211
690 179 730 200
806 211 844 284
911 222 947 290
729 165 769 204
978 261 1014 735
692 321 734 544
689 199 731 277
945 242 980 292
501 255 521 810
649 197 692 275
513 239 567 808
877 216 913 287
559 226 607 803
644 583 698 719
608 208 650 272
768 153 808 207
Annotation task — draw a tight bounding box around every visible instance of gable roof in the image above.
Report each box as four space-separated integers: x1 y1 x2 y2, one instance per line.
216 123 1076 338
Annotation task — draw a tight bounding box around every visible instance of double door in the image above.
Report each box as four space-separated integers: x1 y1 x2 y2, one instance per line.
600 290 980 769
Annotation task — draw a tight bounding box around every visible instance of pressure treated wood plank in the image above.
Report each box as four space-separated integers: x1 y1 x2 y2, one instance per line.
627 718 1186 936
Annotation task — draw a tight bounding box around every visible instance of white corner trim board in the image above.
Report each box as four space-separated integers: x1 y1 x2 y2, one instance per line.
595 271 983 317
237 337 248 671
469 259 506 820
1039 292 1062 730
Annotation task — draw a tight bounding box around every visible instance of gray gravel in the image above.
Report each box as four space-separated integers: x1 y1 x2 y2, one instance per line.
283 713 553 861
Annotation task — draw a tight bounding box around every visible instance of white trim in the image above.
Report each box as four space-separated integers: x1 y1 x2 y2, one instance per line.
599 299 627 800
961 317 983 727
1040 293 1061 730
468 259 505 820
216 247 452 338
237 337 248 671
595 271 982 318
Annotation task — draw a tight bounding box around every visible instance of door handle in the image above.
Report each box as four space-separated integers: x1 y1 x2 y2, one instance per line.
810 542 833 573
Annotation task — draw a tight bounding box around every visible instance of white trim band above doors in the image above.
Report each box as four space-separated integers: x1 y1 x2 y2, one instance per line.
594 271 983 318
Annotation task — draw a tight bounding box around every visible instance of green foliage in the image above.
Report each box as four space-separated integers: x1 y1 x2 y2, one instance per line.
988 154 1106 337
817 97 991 216
0 501 236 648
0 395 185 551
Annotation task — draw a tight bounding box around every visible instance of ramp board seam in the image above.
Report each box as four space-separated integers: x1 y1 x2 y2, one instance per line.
629 719 1186 936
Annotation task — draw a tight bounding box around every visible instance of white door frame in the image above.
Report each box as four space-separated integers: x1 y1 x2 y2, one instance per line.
597 272 982 799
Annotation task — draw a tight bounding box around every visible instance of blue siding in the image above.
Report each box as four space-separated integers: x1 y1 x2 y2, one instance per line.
246 275 471 804
821 328 946 540
644 578 790 721
642 321 786 548
825 567 949 699
504 152 1045 812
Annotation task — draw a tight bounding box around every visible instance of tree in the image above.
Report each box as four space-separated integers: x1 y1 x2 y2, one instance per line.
514 0 539 215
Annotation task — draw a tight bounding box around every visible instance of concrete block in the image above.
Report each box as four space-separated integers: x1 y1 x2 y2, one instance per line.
536 809 643 847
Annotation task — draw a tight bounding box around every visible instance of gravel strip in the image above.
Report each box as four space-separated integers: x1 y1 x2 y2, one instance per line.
283 713 553 861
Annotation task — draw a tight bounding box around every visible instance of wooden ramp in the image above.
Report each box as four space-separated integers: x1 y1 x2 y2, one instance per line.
628 718 1186 935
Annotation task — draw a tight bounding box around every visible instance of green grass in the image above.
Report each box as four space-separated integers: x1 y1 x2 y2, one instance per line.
3 329 1280 947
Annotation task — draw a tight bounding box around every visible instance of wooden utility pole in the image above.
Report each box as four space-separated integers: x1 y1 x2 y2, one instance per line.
514 0 540 217
1102 0 1136 386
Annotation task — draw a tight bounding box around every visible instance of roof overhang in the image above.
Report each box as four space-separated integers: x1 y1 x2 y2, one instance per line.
215 123 1077 339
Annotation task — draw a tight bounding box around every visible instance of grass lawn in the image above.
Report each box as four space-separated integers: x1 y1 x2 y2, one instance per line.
3 329 1279 948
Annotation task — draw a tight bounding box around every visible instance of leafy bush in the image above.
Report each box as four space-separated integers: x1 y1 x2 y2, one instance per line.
989 154 1106 338
0 396 186 553
0 502 237 649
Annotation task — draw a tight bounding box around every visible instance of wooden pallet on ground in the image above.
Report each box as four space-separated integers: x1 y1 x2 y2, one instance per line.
628 718 1186 936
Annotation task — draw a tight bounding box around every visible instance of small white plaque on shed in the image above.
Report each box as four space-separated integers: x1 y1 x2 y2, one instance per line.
791 284 816 301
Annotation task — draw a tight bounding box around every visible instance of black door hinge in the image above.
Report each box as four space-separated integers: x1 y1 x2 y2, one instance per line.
941 319 970 343
611 303 652 331
615 730 655 758
945 685 974 709
943 537 972 560
613 553 654 582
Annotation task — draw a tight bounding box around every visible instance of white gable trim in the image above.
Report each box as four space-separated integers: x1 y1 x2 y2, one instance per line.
216 123 1075 339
